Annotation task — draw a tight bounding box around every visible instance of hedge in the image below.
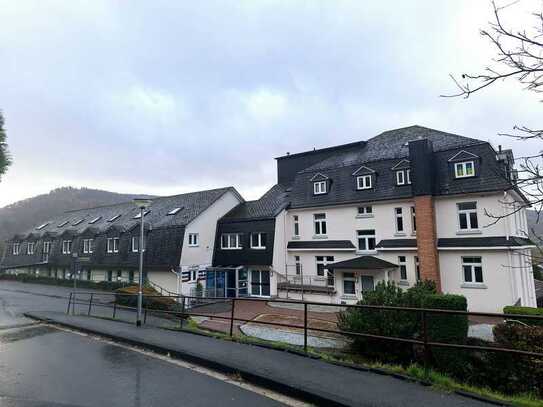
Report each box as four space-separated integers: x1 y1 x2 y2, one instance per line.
503 306 543 327
115 285 180 312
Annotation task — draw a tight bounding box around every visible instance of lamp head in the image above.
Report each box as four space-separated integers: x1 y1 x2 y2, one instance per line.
133 198 152 209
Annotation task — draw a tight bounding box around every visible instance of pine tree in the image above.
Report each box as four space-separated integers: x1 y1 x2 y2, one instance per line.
0 110 11 181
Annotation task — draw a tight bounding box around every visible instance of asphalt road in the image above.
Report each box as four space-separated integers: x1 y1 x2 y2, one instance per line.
0 282 291 407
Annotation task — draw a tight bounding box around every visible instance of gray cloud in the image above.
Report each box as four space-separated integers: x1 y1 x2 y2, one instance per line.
0 0 540 206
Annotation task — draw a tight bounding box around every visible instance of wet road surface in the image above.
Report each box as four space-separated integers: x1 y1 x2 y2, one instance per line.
0 283 290 407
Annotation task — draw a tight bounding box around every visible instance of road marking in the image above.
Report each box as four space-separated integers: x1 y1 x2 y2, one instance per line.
47 324 314 407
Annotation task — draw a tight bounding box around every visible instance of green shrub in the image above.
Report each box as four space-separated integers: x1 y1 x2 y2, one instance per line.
115 286 179 312
489 323 543 397
503 306 543 327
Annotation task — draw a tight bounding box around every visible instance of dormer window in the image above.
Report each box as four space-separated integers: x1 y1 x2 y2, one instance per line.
167 207 183 215
313 181 327 195
107 214 121 222
57 221 69 228
396 169 411 185
12 242 20 255
357 175 372 190
27 242 35 255
133 210 150 219
36 222 49 230
89 216 102 224
454 161 475 178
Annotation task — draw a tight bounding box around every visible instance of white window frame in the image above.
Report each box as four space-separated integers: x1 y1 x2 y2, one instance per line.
356 175 372 190
43 241 51 254
462 256 484 284
457 202 479 231
107 237 120 253
454 161 475 178
250 232 266 249
313 213 327 236
131 237 140 253
293 215 300 237
414 256 420 281
396 170 405 185
357 206 373 217
12 242 20 255
411 206 416 234
315 256 335 286
221 233 243 250
188 233 199 247
313 181 327 195
398 256 407 280
83 238 94 254
62 240 72 255
357 229 376 252
294 255 302 275
27 242 35 255
394 207 404 233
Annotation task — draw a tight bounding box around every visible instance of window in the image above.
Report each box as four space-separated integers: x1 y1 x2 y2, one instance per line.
357 206 373 216
83 239 94 254
72 219 84 226
343 272 356 295
316 256 335 286
88 216 102 224
411 206 416 234
313 181 327 195
133 210 150 219
12 242 20 255
57 221 69 227
107 214 121 222
357 175 372 190
357 230 376 251
398 256 407 280
396 169 412 186
27 242 35 255
457 202 478 231
250 232 266 249
462 257 483 284
188 233 199 247
415 256 420 281
131 237 140 253
167 207 183 215
395 208 404 233
295 255 302 275
36 222 49 230
313 213 327 236
107 237 119 253
107 270 113 282
43 241 51 254
221 233 243 249
454 161 475 178
293 215 300 237
62 240 72 255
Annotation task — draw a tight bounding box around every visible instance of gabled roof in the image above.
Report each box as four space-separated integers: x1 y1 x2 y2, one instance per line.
352 165 376 176
447 150 480 162
391 159 411 170
309 173 329 182
327 256 398 270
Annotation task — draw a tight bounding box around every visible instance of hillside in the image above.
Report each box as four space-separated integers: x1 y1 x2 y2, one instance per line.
0 187 154 245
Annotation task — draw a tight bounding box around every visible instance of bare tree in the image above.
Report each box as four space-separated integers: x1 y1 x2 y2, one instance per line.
445 0 543 248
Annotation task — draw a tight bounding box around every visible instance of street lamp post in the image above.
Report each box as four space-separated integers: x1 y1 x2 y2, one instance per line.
133 198 152 327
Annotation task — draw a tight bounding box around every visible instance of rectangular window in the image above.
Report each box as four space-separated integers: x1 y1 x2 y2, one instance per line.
462 257 483 283
357 229 376 251
343 272 356 295
188 233 199 247
316 256 335 286
250 232 266 249
357 175 372 190
454 161 475 178
133 210 150 219
12 242 20 255
43 241 51 254
27 242 35 255
398 256 407 280
313 181 327 195
357 206 373 215
396 170 405 185
62 240 72 255
313 213 327 235
107 270 113 282
221 233 243 249
395 208 404 233
414 256 420 281
406 169 411 184
131 237 140 253
107 237 119 253
293 215 300 237
295 255 301 275
457 202 478 230
83 239 94 254
411 206 416 233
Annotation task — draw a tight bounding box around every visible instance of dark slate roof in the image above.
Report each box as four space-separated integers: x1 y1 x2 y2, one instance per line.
328 256 398 270
437 236 534 248
303 125 483 172
287 240 356 250
376 239 418 249
221 183 290 221
11 187 241 240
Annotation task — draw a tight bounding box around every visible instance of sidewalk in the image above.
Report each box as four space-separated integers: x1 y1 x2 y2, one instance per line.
26 311 494 407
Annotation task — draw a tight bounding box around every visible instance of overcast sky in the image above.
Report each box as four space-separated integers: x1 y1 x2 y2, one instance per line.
0 0 541 207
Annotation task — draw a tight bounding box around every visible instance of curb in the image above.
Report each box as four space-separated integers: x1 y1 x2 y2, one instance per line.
25 312 352 407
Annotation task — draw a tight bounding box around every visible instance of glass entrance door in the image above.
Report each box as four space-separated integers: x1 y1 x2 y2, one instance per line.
250 269 270 297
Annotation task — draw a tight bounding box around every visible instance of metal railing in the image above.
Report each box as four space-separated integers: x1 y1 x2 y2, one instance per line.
65 292 543 364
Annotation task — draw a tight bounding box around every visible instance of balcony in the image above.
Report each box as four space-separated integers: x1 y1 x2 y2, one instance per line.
277 273 335 294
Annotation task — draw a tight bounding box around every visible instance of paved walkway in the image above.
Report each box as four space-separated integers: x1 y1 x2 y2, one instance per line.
26 311 492 407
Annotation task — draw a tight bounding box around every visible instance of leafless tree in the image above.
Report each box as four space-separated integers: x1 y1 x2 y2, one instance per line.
444 0 543 255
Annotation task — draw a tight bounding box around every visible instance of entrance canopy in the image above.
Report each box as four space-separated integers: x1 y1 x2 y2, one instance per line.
327 256 397 270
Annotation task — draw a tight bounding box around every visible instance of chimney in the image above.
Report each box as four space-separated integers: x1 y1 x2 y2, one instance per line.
408 139 441 291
